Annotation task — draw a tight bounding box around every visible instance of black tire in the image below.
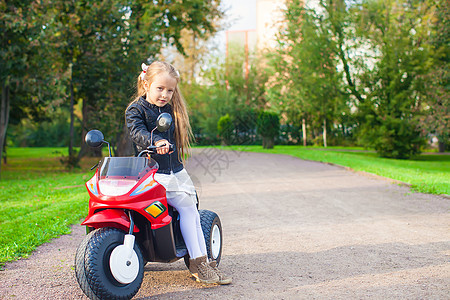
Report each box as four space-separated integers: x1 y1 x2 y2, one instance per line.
75 230 99 300
86 226 95 234
184 210 222 268
75 227 144 300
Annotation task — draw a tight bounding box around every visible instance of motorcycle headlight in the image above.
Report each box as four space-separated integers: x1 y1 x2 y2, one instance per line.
130 175 157 196
87 176 99 196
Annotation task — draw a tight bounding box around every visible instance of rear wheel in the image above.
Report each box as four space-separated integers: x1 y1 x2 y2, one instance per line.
75 227 144 300
184 210 223 268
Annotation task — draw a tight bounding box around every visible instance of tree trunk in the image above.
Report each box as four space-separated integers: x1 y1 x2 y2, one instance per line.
438 141 446 153
69 68 75 157
302 118 307 146
2 135 6 165
78 97 103 159
191 33 196 83
0 82 10 179
323 118 327 148
262 136 274 149
116 124 134 156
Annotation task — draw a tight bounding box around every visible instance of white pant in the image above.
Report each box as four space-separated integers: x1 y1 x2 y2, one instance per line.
166 191 207 259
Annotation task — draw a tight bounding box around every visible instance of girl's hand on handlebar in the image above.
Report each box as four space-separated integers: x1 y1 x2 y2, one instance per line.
155 139 173 155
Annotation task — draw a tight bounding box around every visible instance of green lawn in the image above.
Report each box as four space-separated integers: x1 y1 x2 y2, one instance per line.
224 145 450 196
0 148 97 267
4 147 71 159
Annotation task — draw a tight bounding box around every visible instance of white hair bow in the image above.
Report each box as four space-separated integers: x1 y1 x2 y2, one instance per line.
140 63 148 80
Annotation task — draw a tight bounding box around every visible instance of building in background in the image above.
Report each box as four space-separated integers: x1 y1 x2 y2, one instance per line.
225 0 285 54
225 29 257 80
225 0 285 83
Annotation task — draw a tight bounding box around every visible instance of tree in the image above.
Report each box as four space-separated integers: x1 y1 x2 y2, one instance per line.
270 0 444 157
417 67 449 153
217 114 233 145
107 0 224 155
257 111 280 149
268 0 345 147
43 1 142 161
43 0 225 159
185 41 268 146
1 0 225 177
0 0 47 176
350 0 435 158
416 0 449 152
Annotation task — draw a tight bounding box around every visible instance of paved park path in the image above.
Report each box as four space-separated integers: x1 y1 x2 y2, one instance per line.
1 149 449 299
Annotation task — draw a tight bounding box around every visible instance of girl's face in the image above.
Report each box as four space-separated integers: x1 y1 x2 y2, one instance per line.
145 72 177 107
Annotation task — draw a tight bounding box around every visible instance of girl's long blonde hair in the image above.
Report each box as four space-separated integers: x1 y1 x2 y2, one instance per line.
131 61 193 162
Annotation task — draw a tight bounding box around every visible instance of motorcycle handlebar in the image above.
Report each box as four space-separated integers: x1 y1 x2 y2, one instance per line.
138 143 174 157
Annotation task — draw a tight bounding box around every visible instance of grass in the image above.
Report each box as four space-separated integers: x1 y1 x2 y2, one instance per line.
222 145 450 196
0 148 99 267
5 147 71 159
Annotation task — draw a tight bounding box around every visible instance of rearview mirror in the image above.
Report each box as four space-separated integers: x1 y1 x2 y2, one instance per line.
85 130 104 148
156 113 172 132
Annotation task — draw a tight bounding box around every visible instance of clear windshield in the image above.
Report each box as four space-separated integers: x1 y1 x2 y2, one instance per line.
97 157 158 196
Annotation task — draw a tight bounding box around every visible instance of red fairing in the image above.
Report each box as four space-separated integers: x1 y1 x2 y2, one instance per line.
83 168 172 230
81 209 140 232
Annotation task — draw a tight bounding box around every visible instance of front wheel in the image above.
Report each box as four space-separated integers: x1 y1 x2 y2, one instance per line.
184 210 223 268
75 227 144 300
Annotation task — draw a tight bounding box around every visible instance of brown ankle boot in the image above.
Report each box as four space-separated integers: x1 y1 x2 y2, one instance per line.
188 255 219 284
209 261 232 285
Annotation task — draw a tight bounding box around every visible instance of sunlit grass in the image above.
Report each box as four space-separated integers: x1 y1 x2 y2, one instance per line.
4 147 72 158
0 147 97 266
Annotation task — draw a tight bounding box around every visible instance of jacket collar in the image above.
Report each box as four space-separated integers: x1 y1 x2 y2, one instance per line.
138 96 171 112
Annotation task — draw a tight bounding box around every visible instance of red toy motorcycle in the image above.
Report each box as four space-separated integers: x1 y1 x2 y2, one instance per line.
75 113 223 300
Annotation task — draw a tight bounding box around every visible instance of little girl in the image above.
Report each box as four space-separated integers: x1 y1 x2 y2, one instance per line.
125 61 231 285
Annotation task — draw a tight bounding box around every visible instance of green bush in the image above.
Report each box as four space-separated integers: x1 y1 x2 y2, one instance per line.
217 114 234 145
257 111 280 149
359 113 425 159
9 114 81 147
278 124 302 145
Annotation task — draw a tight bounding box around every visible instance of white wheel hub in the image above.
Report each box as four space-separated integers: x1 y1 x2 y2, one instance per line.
211 224 221 259
109 235 139 284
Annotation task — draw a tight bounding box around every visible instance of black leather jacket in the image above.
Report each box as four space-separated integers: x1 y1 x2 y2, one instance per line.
125 96 184 174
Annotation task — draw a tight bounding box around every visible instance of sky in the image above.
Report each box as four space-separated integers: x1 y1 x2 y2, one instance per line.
220 0 257 31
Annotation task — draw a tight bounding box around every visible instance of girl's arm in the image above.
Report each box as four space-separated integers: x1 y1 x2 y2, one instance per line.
125 105 170 152
125 106 153 148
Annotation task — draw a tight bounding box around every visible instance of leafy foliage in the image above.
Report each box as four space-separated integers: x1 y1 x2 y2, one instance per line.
268 0 347 147
184 43 268 146
269 0 446 158
257 111 280 139
2 0 449 168
350 0 435 158
257 111 280 149
217 114 233 145
415 0 449 151
1 0 225 173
